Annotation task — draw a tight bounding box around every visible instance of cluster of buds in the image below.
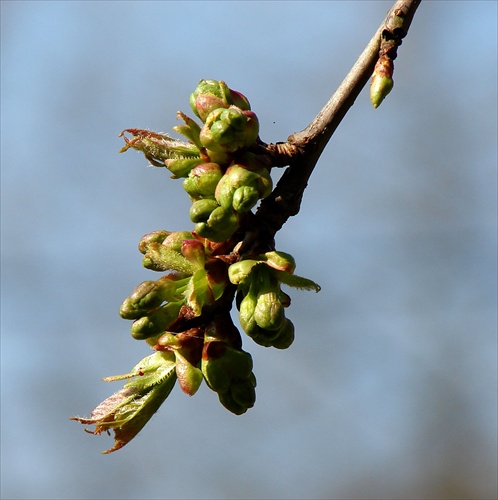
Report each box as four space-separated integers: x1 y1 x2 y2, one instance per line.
120 80 272 242
119 230 228 337
229 251 319 349
72 80 319 453
186 153 272 242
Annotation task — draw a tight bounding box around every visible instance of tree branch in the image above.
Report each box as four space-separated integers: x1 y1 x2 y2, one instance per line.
246 0 422 253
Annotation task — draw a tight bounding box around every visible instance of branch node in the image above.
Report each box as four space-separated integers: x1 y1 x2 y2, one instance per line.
265 142 302 167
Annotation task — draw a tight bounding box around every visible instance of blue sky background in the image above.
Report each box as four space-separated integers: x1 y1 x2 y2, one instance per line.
1 2 497 499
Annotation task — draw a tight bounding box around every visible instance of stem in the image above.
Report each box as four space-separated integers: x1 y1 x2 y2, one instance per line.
251 0 422 248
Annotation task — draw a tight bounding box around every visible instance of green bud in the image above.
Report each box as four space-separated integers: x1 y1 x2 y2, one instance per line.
199 107 259 154
254 290 286 331
215 164 271 206
162 231 197 253
245 327 280 348
189 198 219 223
228 88 251 112
174 350 203 396
130 301 183 340
232 185 260 213
229 378 256 409
201 358 231 393
370 56 394 109
119 277 184 320
192 94 228 122
220 347 253 380
370 76 393 108
164 157 204 178
138 230 171 254
229 161 273 200
214 174 235 209
228 260 260 285
261 251 296 274
202 148 232 166
182 162 223 200
194 206 239 242
270 319 295 350
204 204 234 230
190 79 251 122
218 389 246 415
156 331 180 349
238 288 258 336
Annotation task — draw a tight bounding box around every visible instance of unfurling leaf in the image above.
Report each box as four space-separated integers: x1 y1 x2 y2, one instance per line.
70 352 176 453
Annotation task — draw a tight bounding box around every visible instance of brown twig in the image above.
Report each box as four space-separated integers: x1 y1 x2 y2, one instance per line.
247 0 421 252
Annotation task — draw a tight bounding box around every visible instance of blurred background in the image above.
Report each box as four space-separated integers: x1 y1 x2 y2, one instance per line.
1 1 496 499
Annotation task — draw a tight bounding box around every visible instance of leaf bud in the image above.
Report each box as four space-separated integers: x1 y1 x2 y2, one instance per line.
130 301 183 340
119 276 184 320
119 129 200 167
164 157 204 178
370 56 394 109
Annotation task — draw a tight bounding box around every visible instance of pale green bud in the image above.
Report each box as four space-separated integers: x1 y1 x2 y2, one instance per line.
261 251 296 274
254 290 286 331
119 277 182 320
164 157 204 178
370 56 394 109
228 260 260 285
